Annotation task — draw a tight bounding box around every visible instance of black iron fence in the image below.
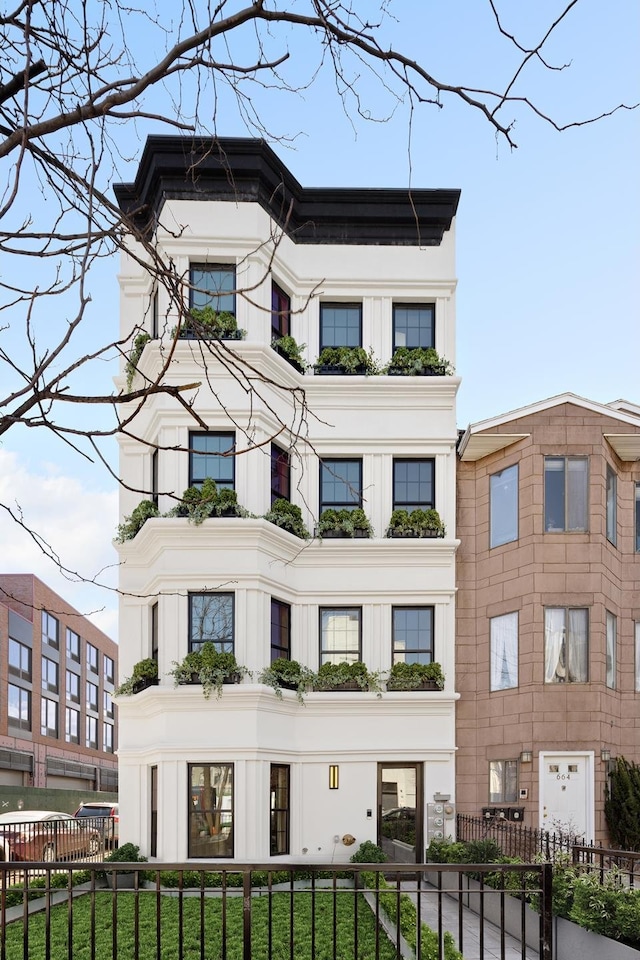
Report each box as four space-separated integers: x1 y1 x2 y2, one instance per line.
572 844 640 887
456 813 591 862
0 860 553 960
0 816 117 864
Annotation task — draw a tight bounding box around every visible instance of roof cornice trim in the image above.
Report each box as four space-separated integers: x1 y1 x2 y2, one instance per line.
114 136 460 246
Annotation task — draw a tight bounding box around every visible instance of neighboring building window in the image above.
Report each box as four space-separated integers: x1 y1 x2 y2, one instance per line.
393 459 434 512
86 716 98 749
151 602 159 663
189 263 236 314
392 303 434 349
104 691 114 718
189 431 235 490
319 459 362 513
636 623 640 693
544 457 588 532
606 466 617 545
189 593 234 653
8 684 31 731
320 608 361 665
490 464 518 548
150 766 158 858
86 681 99 712
103 723 114 754
319 303 361 348
66 628 80 662
151 449 159 508
65 707 80 744
544 608 588 683
392 607 434 665
489 760 518 803
104 655 115 685
86 643 99 674
490 612 519 691
66 670 80 703
271 282 290 339
42 611 59 648
41 698 58 738
606 612 617 690
8 638 31 680
636 483 640 552
271 444 290 503
271 599 291 662
41 656 58 694
152 287 159 338
270 764 290 856
188 763 234 858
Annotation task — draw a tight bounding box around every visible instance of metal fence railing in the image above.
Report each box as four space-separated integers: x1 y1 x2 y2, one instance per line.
572 844 640 887
0 816 117 864
0 860 553 960
456 813 591 862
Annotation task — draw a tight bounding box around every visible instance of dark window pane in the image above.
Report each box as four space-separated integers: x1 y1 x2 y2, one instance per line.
190 264 235 314
271 600 291 661
271 445 290 503
392 608 434 664
544 458 566 532
188 763 234 858
490 464 518 548
189 594 234 653
320 460 362 512
42 611 59 648
271 283 290 339
189 432 235 489
393 304 434 349
320 304 361 348
545 457 588 532
393 460 434 511
270 764 290 855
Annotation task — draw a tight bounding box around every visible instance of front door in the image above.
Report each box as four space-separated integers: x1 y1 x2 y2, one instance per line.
378 763 423 863
539 752 593 841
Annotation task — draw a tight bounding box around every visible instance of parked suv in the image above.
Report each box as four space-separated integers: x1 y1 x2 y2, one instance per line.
73 802 119 848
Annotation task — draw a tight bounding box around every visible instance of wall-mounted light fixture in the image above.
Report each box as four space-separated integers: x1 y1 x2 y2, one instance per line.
520 750 533 763
329 765 339 789
601 748 611 762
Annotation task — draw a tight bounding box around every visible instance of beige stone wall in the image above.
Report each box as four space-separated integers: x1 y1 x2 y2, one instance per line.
456 403 640 843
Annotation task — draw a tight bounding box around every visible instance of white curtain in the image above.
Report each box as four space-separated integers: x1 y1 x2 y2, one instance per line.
568 608 588 682
544 608 566 683
491 613 518 690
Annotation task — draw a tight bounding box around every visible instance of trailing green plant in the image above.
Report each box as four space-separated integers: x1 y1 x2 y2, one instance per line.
387 346 453 376
170 479 242 524
271 335 307 371
314 345 380 375
115 658 158 696
180 306 245 339
387 507 445 537
605 755 640 851
257 658 314 704
317 507 373 538
349 841 387 863
263 498 310 539
386 661 445 691
313 660 381 695
125 332 151 389
116 499 160 542
170 642 249 699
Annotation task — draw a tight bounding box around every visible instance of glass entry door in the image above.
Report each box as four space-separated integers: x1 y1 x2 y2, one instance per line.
378 763 423 863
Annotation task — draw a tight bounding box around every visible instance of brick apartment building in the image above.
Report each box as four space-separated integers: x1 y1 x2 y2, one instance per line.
0 574 118 793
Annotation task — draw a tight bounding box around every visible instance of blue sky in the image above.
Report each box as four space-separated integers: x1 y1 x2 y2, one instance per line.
1 0 638 640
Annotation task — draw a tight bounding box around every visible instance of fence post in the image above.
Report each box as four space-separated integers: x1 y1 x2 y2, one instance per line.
243 869 252 960
540 862 553 960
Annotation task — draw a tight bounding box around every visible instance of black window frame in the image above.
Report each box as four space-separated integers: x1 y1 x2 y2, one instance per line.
391 606 434 665
189 593 235 654
151 602 159 663
65 628 80 663
271 282 291 340
544 456 589 533
151 449 159 507
150 765 158 858
392 459 435 513
188 762 234 859
271 444 291 504
270 764 290 856
319 303 362 349
42 611 59 649
270 599 291 662
8 683 31 731
319 607 362 665
8 638 31 681
319 458 363 513
40 697 58 738
189 263 236 315
392 303 435 350
189 431 235 490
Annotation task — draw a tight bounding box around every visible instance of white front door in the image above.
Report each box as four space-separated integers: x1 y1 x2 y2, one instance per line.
539 752 593 841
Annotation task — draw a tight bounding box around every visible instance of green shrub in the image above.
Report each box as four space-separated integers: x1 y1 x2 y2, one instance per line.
116 499 159 542
125 332 151 389
570 871 640 947
264 498 310 539
350 841 387 863
605 756 640 851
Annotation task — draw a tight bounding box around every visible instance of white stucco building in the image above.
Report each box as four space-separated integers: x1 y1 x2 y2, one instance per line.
114 137 461 863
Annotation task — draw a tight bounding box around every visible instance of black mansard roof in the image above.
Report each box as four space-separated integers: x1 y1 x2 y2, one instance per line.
114 136 460 246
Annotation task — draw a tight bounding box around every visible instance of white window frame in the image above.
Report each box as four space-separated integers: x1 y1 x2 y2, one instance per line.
544 607 589 683
490 612 518 691
490 464 518 548
606 612 616 689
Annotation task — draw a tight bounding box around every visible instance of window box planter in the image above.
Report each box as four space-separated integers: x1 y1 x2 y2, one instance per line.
170 646 249 699
313 346 379 376
387 364 449 377
386 508 445 539
314 364 366 376
385 347 453 377
317 508 373 539
386 661 445 691
386 678 442 691
180 329 244 341
320 679 363 692
115 658 159 696
258 659 314 704
272 338 306 374
131 677 159 695
177 307 245 340
263 499 310 539
312 661 381 694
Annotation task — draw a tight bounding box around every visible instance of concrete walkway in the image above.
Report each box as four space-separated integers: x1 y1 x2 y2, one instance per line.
403 882 541 960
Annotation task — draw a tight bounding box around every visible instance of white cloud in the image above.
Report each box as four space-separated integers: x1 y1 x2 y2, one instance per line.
0 450 119 642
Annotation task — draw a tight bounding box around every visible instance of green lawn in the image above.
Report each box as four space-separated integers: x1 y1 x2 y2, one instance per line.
2 890 400 960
